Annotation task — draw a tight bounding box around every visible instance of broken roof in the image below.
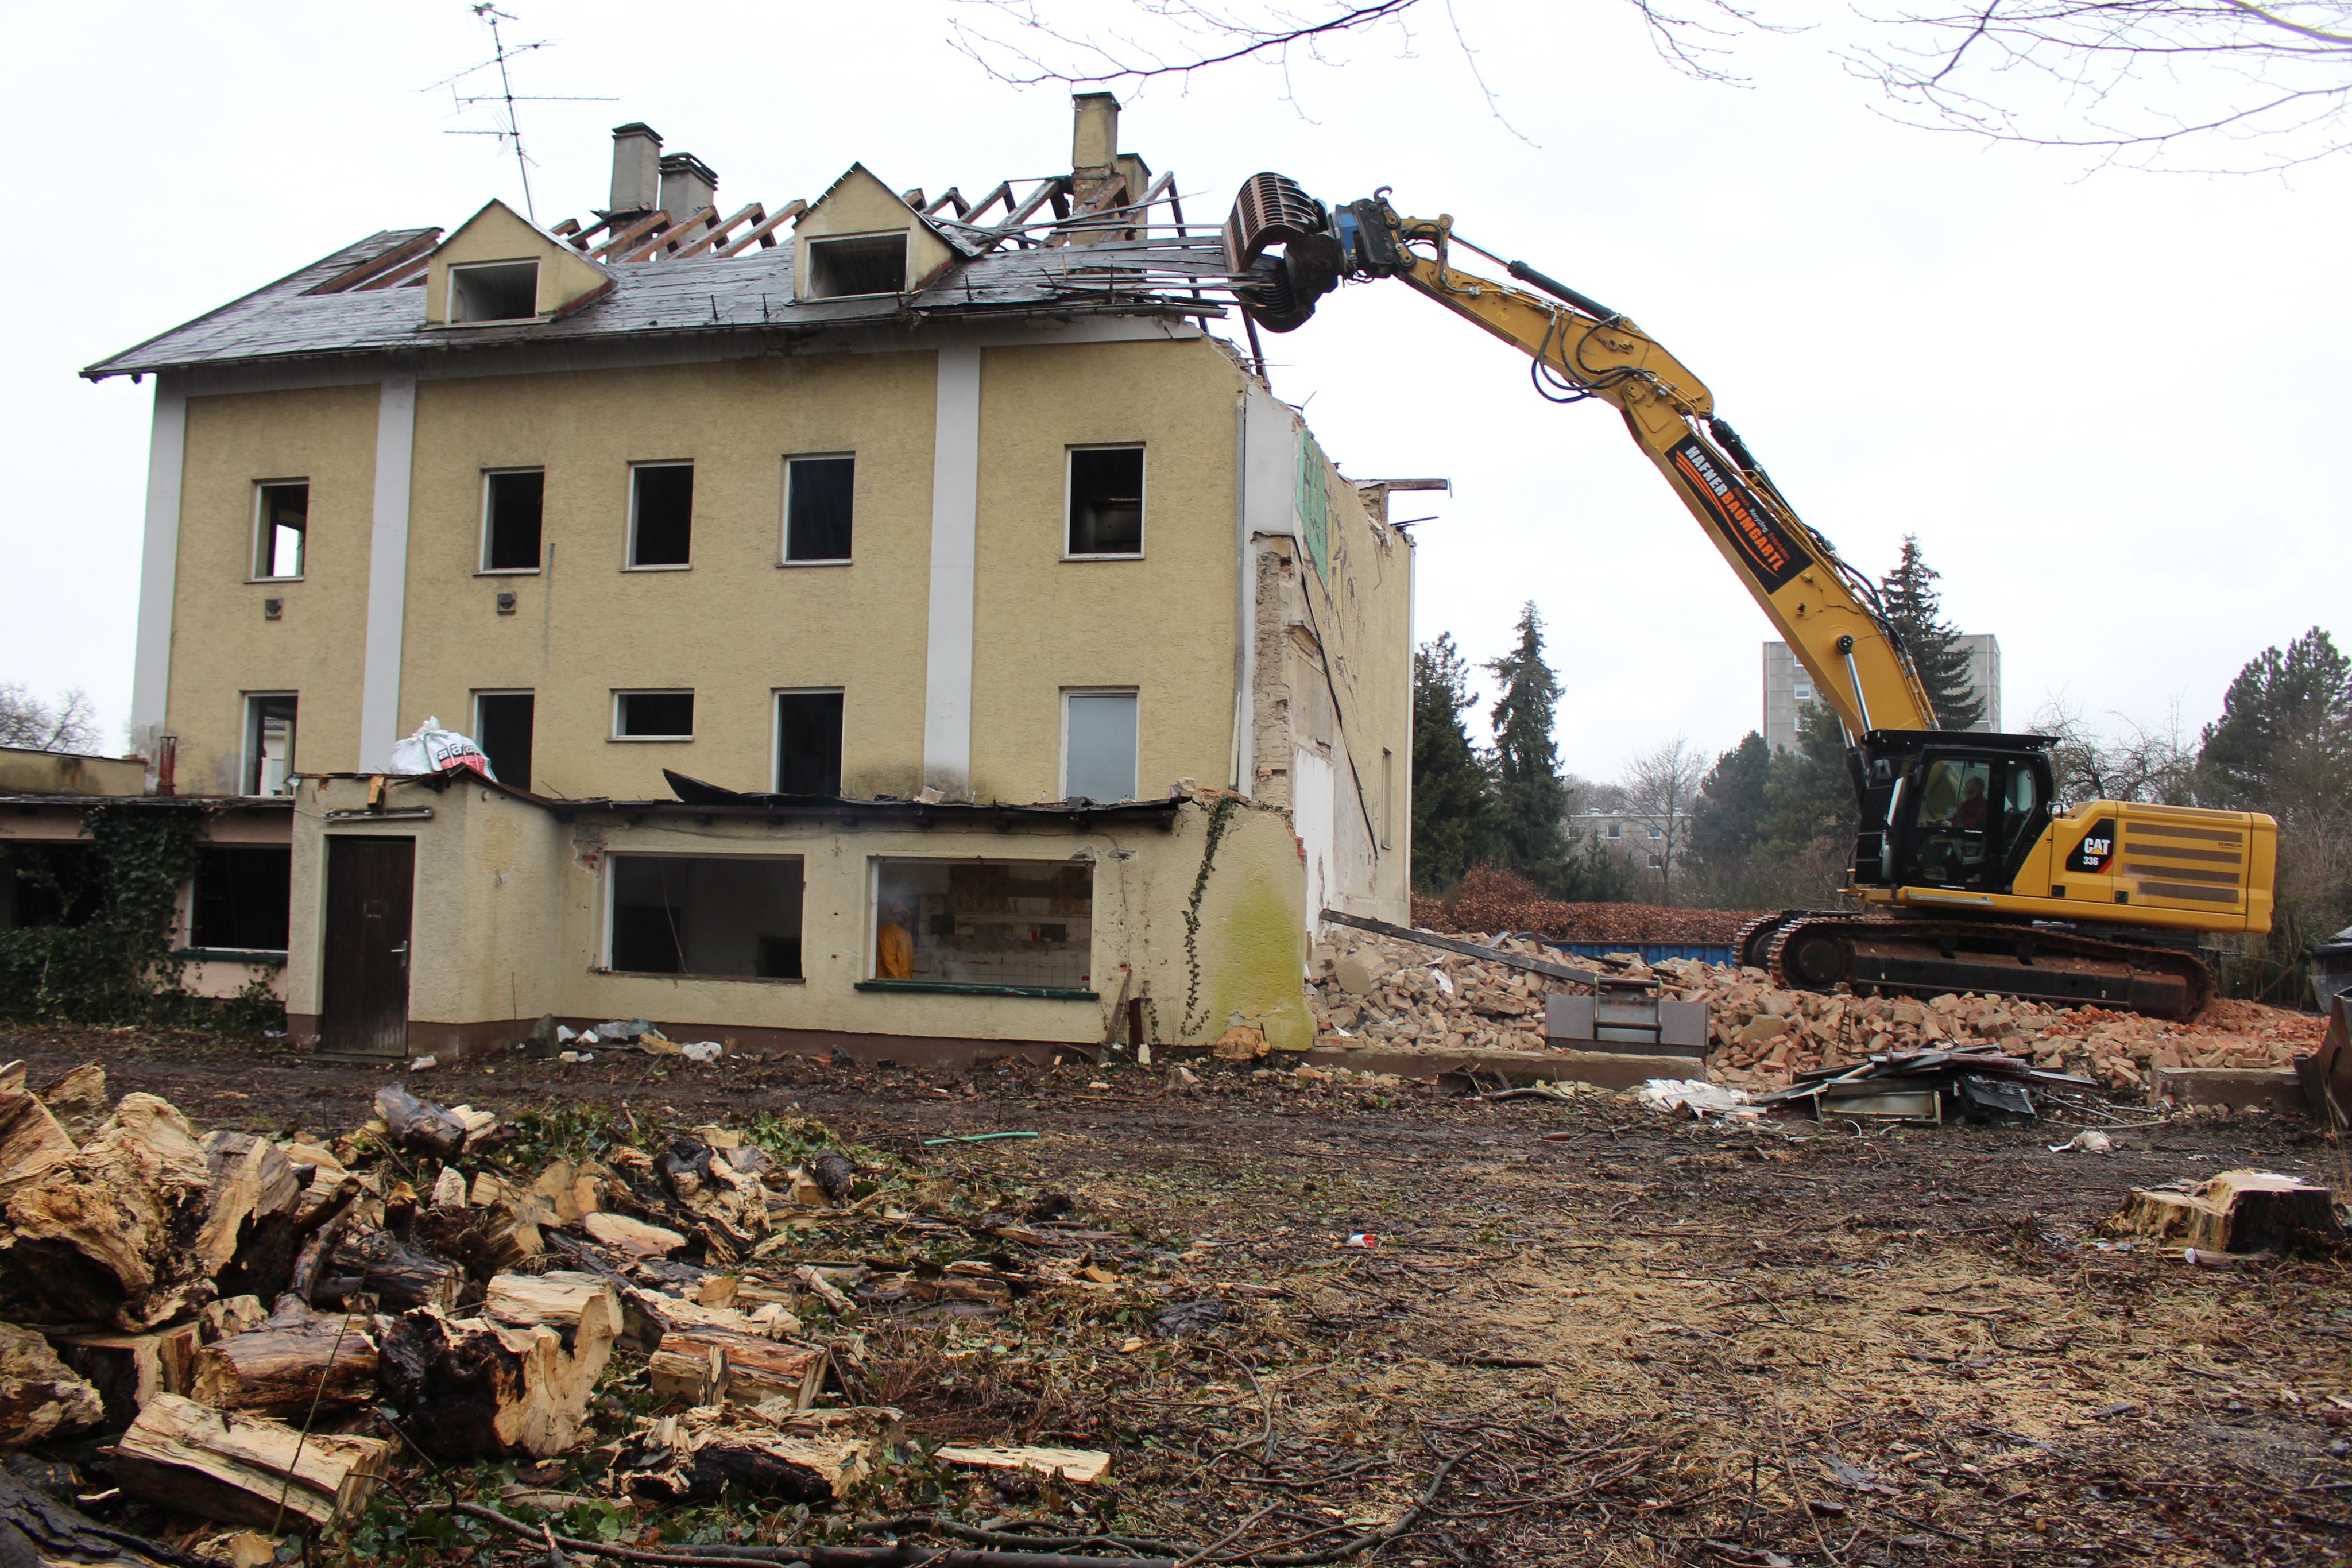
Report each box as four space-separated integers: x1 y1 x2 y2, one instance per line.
84 170 1243 382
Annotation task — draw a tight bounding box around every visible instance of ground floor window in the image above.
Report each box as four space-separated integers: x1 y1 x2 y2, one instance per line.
192 845 291 951
866 857 1093 994
608 854 803 979
0 843 103 930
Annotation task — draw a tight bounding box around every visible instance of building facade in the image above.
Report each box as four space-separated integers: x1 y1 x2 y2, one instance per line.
1762 634 1999 750
74 98 1415 1060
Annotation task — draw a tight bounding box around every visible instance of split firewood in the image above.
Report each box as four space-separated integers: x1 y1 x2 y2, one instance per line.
934 1443 1112 1484
380 1293 617 1459
195 1133 305 1280
793 1265 854 1311
0 1072 74 1205
2115 1170 2339 1255
191 1298 377 1417
645 1324 823 1407
0 1468 191 1567
428 1167 467 1210
581 1211 683 1257
0 1322 105 1450
614 1408 869 1505
114 1393 389 1530
0 1094 213 1331
199 1296 270 1342
374 1086 470 1163
38 1063 110 1145
49 1323 202 1427
330 1227 462 1312
284 1188 358 1305
483 1271 621 1341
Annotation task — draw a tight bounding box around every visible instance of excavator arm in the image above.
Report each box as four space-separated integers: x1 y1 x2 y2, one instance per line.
1225 176 1939 739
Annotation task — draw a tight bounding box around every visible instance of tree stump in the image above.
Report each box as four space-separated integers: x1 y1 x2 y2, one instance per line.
2116 1170 2339 1254
615 1410 869 1506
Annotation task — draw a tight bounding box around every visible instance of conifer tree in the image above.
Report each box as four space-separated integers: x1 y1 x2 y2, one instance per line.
1483 602 1571 886
1879 535 1986 731
1409 633 1500 891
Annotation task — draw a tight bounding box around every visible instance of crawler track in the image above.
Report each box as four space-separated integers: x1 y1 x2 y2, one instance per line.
1762 912 2211 1018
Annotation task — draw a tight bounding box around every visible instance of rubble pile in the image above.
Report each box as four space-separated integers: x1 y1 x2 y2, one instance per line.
1309 924 1558 1051
1411 866 1754 946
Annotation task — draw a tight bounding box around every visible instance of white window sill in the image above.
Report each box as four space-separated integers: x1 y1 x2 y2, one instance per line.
476 567 541 578
247 576 304 585
609 735 694 744
779 557 853 568
1062 552 1146 563
622 562 693 572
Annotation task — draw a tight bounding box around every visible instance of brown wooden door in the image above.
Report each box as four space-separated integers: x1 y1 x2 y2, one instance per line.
321 835 415 1056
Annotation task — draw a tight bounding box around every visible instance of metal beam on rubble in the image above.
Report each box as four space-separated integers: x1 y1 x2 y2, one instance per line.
1319 908 1605 988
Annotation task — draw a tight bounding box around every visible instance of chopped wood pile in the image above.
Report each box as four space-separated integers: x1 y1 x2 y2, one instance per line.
1411 867 1755 946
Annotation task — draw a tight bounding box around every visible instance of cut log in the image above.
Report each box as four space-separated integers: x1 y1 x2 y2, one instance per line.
0 1469 188 1566
114 1393 388 1530
200 1296 271 1342
429 1167 467 1209
647 1324 823 1407
582 1211 683 1257
0 1322 105 1450
380 1294 617 1458
0 1094 214 1331
483 1271 620 1339
38 1063 109 1145
51 1322 202 1427
2117 1169 2340 1255
374 1086 467 1162
331 1227 462 1312
0 1079 75 1205
196 1133 304 1279
933 1443 1112 1484
191 1298 377 1416
616 1410 869 1505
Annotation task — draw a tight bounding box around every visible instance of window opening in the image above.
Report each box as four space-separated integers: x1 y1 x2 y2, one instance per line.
0 843 105 931
806 234 907 298
1063 691 1138 803
630 463 693 567
450 260 540 323
482 470 544 571
1793 681 1813 702
1606 823 1622 839
1067 447 1144 556
192 846 291 951
254 483 308 579
774 691 844 796
870 858 1093 991
1901 757 1997 888
608 854 804 978
1647 826 1664 839
614 691 693 740
784 456 855 562
244 695 297 796
474 692 535 789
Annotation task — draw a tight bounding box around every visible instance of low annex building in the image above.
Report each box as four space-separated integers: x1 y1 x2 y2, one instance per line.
76 98 1417 1061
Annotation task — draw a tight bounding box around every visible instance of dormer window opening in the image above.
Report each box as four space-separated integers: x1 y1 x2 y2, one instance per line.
806 234 906 298
450 260 541 323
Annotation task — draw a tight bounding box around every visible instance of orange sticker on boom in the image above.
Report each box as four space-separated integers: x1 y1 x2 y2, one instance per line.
1667 437 1811 593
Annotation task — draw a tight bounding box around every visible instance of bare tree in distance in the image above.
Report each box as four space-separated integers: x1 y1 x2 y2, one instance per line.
950 0 2352 170
2030 692 2201 806
1621 733 1710 903
0 684 100 755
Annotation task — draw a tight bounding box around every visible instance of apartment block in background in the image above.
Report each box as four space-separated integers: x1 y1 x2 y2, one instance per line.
1762 635 1999 750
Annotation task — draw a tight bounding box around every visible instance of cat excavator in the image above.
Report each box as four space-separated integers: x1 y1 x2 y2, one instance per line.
1226 173 2275 1019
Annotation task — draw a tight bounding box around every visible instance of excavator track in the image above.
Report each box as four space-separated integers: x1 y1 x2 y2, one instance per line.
1761 914 2211 1020
1732 909 1847 971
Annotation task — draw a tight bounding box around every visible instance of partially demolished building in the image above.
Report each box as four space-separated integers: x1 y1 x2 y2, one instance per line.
74 98 1415 1061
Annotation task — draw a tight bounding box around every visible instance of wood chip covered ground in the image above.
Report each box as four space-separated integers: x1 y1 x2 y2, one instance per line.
1 1026 2347 1567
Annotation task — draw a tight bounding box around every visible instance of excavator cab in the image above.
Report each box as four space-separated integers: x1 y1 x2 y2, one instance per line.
1847 731 2055 897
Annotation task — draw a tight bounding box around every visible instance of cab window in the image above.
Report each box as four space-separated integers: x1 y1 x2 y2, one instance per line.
2000 764 2045 863
1904 758 1996 888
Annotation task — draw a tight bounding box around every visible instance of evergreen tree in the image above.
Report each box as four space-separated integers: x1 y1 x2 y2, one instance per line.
1879 535 1986 731
1483 602 1572 887
1409 633 1500 891
2197 628 2352 814
1689 732 1773 872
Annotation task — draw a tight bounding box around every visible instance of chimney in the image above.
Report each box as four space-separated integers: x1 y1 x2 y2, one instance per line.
658 153 719 221
1071 92 1120 176
609 122 663 216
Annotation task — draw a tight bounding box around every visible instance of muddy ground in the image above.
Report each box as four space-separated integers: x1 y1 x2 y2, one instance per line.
9 1026 2351 1567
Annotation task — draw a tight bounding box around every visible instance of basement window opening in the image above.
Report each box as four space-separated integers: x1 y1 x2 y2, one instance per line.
482 469 545 571
253 482 308 579
806 233 907 298
862 857 1094 997
474 691 535 789
773 690 844 796
244 694 298 796
1066 446 1144 557
783 455 855 563
191 846 291 953
614 690 693 740
450 260 541 323
629 463 694 567
607 853 804 979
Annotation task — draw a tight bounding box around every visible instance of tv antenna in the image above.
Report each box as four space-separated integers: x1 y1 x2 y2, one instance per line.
427 4 613 222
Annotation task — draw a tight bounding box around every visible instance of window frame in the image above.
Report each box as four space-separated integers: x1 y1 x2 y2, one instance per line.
599 850 808 982
477 467 547 575
804 232 910 299
611 688 695 742
771 687 846 796
249 480 310 582
625 460 695 572
1062 443 1148 561
1059 687 1140 804
858 853 1099 998
780 453 856 567
241 692 299 797
447 258 543 324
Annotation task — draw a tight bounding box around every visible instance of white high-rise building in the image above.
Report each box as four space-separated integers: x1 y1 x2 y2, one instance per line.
1762 636 2000 750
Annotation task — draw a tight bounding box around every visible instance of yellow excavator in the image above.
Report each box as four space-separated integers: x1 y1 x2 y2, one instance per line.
1226 174 2276 1019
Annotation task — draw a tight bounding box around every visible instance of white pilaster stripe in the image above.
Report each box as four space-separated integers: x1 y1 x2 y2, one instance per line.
357 373 417 771
130 381 188 750
922 345 982 796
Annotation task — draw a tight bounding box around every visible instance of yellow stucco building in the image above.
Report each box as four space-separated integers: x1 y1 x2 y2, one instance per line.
81 98 1416 1062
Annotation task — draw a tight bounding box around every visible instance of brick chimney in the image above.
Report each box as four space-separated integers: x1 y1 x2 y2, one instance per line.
609 123 662 217
1071 92 1120 177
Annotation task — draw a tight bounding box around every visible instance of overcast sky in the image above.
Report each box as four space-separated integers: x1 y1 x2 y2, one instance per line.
3 1 2343 781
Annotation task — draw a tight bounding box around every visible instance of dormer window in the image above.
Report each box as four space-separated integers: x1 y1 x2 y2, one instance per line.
450 260 540 323
805 234 905 298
